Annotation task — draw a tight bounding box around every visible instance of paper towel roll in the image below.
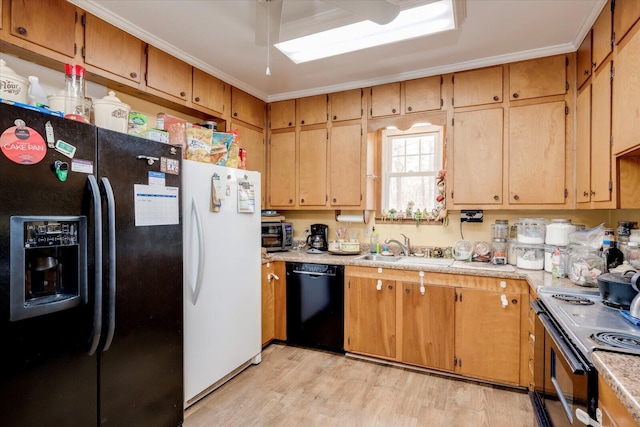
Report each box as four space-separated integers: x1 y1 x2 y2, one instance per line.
336 214 365 223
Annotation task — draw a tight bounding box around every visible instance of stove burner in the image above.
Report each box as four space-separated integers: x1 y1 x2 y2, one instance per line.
602 300 630 310
590 332 640 350
552 294 595 305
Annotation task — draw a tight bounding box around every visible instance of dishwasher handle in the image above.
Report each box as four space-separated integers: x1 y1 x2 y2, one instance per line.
291 270 336 277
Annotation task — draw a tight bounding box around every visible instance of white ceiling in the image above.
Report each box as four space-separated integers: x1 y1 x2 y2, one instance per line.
70 0 606 103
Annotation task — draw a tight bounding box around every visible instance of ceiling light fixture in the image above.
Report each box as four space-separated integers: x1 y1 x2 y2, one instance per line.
275 0 459 64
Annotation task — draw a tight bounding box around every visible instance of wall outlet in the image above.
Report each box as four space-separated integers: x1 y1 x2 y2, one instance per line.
460 210 484 223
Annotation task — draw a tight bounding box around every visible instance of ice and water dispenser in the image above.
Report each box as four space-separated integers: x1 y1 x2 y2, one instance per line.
10 216 87 321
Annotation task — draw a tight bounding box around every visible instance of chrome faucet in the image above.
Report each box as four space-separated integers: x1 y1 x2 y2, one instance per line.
384 234 411 256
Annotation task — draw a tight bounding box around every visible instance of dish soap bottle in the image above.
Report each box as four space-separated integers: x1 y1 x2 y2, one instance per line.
370 230 380 254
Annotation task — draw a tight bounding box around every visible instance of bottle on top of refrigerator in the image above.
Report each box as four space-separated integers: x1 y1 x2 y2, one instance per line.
27 76 48 108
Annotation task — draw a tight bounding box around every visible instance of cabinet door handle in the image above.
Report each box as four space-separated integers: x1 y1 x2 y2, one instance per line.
513 194 520 200
333 198 337 203
288 199 293 204
493 95 499 101
17 26 27 36
391 108 397 114
493 195 499 200
512 92 519 99
301 120 305 125
180 91 186 97
301 198 305 203
195 96 200 102
387 285 393 290
583 191 589 197
333 115 337 120
407 106 413 112
130 72 137 79
405 288 410 294
583 69 589 75
288 122 292 126
590 190 596 196
234 112 238 117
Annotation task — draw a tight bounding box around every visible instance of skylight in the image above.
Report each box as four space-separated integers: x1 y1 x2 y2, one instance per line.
275 0 458 64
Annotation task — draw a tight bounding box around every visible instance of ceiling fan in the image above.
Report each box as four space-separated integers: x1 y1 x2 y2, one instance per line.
254 0 402 46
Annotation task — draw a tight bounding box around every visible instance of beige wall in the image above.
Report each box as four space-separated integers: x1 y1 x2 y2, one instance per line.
283 209 640 248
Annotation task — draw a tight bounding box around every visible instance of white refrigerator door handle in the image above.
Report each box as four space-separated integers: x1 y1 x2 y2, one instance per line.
190 196 205 305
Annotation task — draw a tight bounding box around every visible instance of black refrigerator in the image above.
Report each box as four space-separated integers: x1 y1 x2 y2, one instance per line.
0 102 183 426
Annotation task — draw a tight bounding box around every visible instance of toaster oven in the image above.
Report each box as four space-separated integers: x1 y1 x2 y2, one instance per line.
261 222 293 252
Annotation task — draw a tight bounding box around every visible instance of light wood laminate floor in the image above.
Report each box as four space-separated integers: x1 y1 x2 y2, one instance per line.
184 344 534 427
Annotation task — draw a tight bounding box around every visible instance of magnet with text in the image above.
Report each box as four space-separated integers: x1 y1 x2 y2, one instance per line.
0 119 47 165
54 139 76 158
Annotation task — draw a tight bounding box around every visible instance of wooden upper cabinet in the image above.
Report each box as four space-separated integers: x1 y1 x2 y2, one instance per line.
10 0 77 58
230 121 265 207
452 66 503 108
614 0 640 45
612 26 640 155
576 87 591 204
83 14 143 84
370 82 401 117
592 1 612 70
146 45 191 101
452 108 504 205
330 89 362 122
509 101 566 205
577 31 593 89
298 128 328 207
192 68 227 115
404 76 441 113
509 55 567 101
268 131 296 207
330 124 363 207
231 87 265 129
591 61 613 204
269 99 296 129
298 94 327 126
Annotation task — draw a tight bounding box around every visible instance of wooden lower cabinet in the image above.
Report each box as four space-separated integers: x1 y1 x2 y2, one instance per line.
401 282 455 371
261 262 275 346
598 374 637 427
273 262 287 341
344 266 528 386
454 288 522 384
346 276 396 359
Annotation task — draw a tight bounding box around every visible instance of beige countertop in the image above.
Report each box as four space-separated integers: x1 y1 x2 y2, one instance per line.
262 249 640 419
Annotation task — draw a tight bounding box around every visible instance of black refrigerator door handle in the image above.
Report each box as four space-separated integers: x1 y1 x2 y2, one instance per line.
87 175 103 356
100 177 117 352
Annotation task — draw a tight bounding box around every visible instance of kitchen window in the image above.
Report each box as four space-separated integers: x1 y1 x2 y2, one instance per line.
381 125 444 216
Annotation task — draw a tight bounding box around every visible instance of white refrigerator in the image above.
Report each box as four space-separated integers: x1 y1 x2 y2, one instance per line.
182 159 262 407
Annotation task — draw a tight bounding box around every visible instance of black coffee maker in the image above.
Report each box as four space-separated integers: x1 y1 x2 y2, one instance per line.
306 224 328 253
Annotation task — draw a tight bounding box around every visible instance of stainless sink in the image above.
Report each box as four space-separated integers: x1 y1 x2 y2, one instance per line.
354 254 402 262
397 257 454 267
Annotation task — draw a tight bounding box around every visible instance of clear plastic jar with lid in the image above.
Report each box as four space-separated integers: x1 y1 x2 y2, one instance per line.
492 220 509 240
627 242 640 268
515 243 545 270
515 218 546 244
566 244 604 287
545 219 577 246
491 238 507 265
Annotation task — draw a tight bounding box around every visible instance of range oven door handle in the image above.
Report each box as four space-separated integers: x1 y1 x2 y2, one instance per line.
537 309 586 374
87 175 102 356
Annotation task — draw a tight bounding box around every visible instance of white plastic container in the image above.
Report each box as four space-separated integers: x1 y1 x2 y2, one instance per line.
93 91 130 133
48 91 92 117
544 245 567 275
630 229 640 243
0 59 29 103
545 219 577 246
515 243 545 270
515 218 546 244
27 76 49 107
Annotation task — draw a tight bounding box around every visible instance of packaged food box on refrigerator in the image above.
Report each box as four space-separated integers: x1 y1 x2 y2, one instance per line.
210 132 233 165
128 112 148 137
186 127 213 162
157 113 187 149
145 128 169 144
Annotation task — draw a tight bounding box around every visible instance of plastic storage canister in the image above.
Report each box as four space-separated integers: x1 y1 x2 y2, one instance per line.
566 244 604 287
491 238 507 265
627 242 640 268
492 220 509 240
545 219 576 246
544 245 567 274
64 64 89 120
515 243 545 270
515 218 546 244
630 230 640 243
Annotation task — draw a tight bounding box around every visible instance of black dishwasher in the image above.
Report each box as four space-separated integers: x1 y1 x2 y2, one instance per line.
286 262 344 353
